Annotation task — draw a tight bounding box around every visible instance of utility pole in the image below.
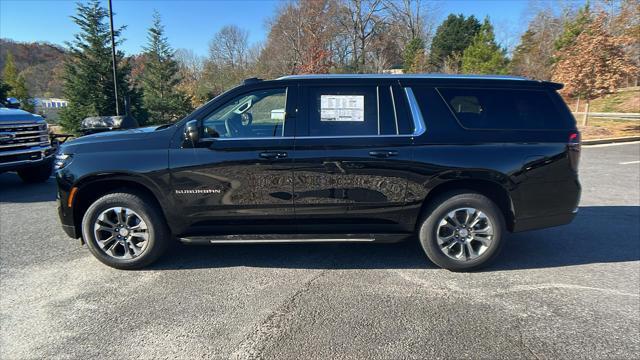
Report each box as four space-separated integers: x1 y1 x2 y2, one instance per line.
108 0 120 116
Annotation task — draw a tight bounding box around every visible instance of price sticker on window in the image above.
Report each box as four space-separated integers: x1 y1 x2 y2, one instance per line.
320 95 364 122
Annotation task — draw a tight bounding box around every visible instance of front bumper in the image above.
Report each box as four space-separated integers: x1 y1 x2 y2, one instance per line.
61 223 79 238
56 170 80 239
0 146 55 172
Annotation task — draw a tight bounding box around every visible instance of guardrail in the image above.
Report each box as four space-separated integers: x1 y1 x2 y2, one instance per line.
572 112 640 120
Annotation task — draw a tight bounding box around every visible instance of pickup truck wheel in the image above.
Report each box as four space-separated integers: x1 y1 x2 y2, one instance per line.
81 191 170 270
418 192 506 272
17 159 53 183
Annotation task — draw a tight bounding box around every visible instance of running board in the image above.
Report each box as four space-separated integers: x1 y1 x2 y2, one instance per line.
179 233 409 244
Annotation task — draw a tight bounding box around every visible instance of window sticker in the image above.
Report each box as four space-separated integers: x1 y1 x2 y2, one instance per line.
320 95 365 122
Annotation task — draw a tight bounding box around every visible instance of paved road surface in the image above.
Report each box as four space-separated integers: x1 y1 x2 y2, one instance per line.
1 142 639 359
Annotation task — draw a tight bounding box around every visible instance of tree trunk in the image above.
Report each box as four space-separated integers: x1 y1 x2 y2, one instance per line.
582 101 590 126
574 96 581 113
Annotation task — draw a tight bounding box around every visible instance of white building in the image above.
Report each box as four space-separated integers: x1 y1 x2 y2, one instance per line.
35 98 68 109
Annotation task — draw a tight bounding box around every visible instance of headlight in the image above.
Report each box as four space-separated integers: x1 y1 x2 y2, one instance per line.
54 153 73 170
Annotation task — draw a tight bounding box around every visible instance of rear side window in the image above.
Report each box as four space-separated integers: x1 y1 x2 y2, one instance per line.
438 88 571 130
307 86 377 136
305 86 400 137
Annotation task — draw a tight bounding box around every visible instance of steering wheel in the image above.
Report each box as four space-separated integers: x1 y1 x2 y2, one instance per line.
241 112 253 126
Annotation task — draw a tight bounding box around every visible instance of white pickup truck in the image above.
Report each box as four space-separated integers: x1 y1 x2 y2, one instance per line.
0 99 55 183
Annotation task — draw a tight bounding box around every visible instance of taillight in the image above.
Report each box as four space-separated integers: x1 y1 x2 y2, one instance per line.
568 132 581 172
569 133 579 143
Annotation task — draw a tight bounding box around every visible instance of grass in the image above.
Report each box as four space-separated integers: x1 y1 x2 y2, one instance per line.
567 88 640 113
579 117 640 140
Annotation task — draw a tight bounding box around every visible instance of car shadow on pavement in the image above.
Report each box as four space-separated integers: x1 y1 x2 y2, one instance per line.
490 205 640 271
0 173 57 203
151 240 433 271
150 205 640 271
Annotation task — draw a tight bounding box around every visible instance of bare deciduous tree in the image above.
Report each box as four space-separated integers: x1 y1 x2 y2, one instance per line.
175 48 205 106
338 0 386 71
510 9 564 80
208 25 249 70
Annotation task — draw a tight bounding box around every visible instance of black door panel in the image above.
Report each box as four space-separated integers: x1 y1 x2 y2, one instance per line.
169 85 297 234
169 139 295 230
292 137 413 230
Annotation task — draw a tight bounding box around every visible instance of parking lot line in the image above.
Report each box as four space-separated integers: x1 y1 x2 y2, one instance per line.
583 140 640 148
619 160 640 165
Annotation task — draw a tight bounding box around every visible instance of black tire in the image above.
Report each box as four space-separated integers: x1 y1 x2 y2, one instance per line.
17 159 53 183
81 190 170 269
418 191 506 272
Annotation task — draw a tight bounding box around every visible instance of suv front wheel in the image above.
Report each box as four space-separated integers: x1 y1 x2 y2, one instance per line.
418 191 506 271
81 190 170 269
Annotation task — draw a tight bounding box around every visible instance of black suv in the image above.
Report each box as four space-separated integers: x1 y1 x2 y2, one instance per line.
56 74 581 271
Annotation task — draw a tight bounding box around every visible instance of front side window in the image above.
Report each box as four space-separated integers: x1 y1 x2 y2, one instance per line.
438 88 569 130
202 88 287 138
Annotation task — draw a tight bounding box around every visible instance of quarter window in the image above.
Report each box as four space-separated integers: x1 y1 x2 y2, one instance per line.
202 88 287 138
438 88 569 130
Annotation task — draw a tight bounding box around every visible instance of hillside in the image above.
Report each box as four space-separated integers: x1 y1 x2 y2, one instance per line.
564 87 640 113
0 38 66 98
589 88 640 113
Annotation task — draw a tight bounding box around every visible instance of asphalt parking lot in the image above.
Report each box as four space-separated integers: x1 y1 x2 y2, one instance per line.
1 142 639 359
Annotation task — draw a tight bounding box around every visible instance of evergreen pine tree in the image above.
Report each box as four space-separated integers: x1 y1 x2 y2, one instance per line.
461 18 509 75
429 14 482 71
2 52 19 90
2 52 35 112
554 4 592 52
59 0 144 132
0 80 10 103
141 11 192 124
403 37 426 73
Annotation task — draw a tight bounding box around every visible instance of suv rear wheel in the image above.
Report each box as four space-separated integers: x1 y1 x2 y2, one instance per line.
81 190 170 269
418 191 506 271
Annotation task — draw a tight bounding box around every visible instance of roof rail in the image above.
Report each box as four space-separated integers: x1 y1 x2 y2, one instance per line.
276 74 531 81
243 77 263 85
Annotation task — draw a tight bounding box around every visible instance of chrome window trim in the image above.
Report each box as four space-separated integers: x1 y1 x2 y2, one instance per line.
389 86 399 135
376 86 381 135
403 87 426 137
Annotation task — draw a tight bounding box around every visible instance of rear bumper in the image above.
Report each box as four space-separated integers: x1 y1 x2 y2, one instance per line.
512 210 577 232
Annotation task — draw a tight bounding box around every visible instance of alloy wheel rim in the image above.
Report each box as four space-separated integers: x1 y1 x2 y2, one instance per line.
436 207 494 261
93 207 149 260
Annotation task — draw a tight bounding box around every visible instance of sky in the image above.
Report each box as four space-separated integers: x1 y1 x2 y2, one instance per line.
0 0 575 57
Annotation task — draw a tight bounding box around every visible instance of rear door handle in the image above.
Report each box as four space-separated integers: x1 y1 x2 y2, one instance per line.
259 151 288 159
369 150 398 158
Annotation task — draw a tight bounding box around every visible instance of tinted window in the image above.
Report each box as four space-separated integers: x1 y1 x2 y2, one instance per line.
307 86 379 137
438 88 570 130
203 88 286 138
394 87 415 135
378 86 403 135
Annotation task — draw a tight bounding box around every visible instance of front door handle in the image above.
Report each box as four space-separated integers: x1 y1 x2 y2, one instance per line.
259 151 288 159
369 150 398 158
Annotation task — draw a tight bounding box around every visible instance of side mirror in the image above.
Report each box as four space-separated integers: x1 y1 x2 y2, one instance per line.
6 97 20 109
184 120 200 145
